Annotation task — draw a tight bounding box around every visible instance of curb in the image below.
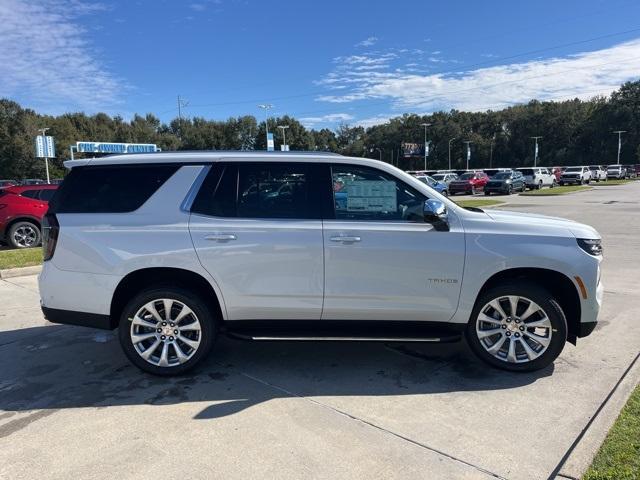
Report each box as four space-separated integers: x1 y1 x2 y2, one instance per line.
519 187 594 197
555 351 640 479
0 265 42 279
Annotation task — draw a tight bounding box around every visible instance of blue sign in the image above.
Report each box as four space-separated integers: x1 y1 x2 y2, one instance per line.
76 142 159 154
35 135 55 158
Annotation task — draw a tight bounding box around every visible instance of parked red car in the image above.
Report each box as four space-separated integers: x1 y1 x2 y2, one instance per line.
448 171 489 195
0 185 58 248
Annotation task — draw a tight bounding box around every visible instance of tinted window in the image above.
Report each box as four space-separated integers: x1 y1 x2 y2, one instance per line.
49 165 179 213
20 189 40 199
493 172 512 179
40 189 56 201
192 162 324 220
237 163 315 219
332 165 426 222
192 164 238 217
459 173 475 180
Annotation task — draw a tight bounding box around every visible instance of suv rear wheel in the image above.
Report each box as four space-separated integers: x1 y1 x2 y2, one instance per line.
118 287 216 375
8 221 41 249
466 281 567 372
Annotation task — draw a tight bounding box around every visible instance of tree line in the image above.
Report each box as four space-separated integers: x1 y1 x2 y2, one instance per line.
1 80 639 179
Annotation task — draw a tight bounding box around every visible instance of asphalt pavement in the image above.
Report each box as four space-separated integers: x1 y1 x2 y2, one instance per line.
0 182 638 480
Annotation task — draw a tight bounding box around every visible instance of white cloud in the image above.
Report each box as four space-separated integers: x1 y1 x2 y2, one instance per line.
299 113 354 127
356 36 378 47
316 38 640 112
355 114 393 128
0 0 126 113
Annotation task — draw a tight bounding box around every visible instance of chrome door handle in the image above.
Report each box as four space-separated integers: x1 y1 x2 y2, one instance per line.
330 235 361 243
205 233 237 241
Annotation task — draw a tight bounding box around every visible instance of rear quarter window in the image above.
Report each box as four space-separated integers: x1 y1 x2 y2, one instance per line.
49 164 179 213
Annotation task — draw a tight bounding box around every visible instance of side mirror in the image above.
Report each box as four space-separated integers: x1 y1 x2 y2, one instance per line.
423 199 449 231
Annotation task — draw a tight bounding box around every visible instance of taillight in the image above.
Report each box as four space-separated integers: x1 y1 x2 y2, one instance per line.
42 213 59 261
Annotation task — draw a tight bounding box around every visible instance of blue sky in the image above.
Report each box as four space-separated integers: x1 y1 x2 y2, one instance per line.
2 0 640 129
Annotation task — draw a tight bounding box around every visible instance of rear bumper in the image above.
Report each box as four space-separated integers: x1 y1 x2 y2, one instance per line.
41 305 116 330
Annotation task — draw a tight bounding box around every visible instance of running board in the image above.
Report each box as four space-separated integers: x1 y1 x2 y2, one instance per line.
227 332 462 343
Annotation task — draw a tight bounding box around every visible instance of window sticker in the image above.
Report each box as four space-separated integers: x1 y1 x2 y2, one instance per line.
344 180 397 212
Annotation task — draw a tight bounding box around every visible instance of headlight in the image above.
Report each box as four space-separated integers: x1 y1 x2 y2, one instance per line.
577 238 603 256
505 179 512 184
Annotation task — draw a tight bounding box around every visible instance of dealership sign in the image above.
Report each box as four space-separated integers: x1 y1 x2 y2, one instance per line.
76 142 160 154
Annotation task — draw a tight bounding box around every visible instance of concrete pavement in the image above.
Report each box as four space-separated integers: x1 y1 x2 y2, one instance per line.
0 182 639 480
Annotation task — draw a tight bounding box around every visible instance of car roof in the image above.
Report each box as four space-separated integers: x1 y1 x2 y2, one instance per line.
64 151 345 168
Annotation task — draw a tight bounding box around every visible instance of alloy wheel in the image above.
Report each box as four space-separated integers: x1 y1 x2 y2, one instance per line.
12 225 38 248
130 298 202 367
475 295 552 363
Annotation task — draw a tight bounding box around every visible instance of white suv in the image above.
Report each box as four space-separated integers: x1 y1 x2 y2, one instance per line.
39 152 603 375
560 166 592 185
516 167 556 190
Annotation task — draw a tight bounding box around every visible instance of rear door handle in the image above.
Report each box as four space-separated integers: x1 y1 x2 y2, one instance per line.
205 233 237 241
330 235 361 243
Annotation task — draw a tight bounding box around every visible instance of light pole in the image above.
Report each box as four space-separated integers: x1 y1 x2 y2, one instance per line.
277 125 289 151
448 137 456 170
373 147 382 161
38 127 51 184
420 123 432 170
489 133 497 168
463 141 472 170
613 130 626 165
257 104 273 150
530 136 542 167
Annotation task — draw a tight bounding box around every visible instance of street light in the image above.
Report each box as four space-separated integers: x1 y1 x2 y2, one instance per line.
38 127 51 184
448 137 456 170
277 125 289 151
257 104 273 151
530 136 542 167
371 147 383 161
463 141 472 170
420 123 432 170
613 130 626 165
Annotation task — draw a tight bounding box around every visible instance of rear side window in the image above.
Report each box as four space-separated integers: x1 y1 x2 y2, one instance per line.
39 189 56 201
192 162 326 219
49 165 179 213
20 189 40 199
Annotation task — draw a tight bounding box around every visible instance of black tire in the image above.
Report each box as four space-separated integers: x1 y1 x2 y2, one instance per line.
118 287 216 376
7 221 41 249
442 190 449 197
485 191 490 196
465 281 567 372
507 185 513 195
559 181 564 186
537 181 542 190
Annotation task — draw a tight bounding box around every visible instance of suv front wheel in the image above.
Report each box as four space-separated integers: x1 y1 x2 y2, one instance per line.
466 281 567 372
118 287 216 375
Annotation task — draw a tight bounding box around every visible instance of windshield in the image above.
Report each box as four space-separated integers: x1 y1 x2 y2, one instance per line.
607 166 620 170
518 169 534 175
565 167 581 172
432 174 445 181
459 173 475 180
493 172 512 179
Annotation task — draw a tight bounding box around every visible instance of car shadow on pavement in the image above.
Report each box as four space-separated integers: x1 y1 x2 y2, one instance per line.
0 324 553 421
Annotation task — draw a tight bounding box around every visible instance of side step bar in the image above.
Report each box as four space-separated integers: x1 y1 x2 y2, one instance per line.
227 332 462 343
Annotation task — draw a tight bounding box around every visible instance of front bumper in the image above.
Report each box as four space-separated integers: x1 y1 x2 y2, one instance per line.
561 177 582 184
485 184 510 193
450 184 473 193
